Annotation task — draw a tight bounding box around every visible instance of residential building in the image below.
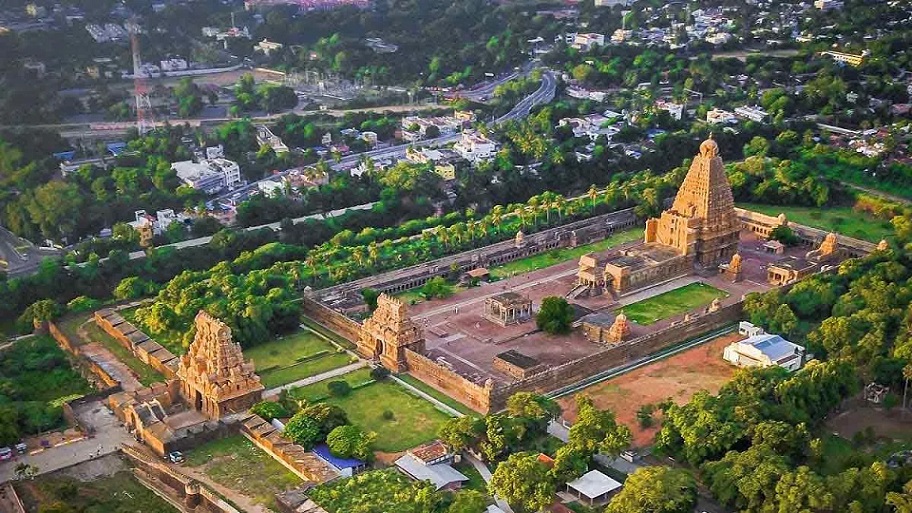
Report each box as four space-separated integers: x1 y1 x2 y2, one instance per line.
160 58 188 72
723 333 806 371
819 50 867 67
594 0 632 6
256 125 289 154
257 179 285 197
734 105 769 123
394 441 468 491
655 100 684 120
453 132 497 164
172 158 241 194
611 29 633 44
706 108 738 125
565 470 623 506
706 32 733 45
312 444 367 477
572 33 605 52
814 0 844 10
255 38 284 56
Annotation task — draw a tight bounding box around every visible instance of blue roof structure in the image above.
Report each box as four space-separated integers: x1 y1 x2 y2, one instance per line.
744 334 801 363
107 142 128 156
313 443 365 470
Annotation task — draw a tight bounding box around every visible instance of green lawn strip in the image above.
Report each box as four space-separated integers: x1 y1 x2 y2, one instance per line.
184 435 302 510
288 368 373 402
452 460 488 493
323 380 451 452
620 282 728 325
15 470 178 513
245 329 340 369
258 352 354 388
489 228 643 279
737 202 893 243
82 321 164 386
398 374 476 416
813 434 858 476
299 317 356 350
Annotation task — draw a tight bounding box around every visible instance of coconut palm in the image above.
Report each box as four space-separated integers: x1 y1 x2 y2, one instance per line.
588 184 599 211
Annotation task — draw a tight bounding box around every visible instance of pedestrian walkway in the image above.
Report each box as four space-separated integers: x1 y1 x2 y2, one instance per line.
263 361 367 398
464 453 514 513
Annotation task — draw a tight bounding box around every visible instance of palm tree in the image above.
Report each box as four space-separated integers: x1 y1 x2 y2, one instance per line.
539 191 554 224
351 247 366 267
367 242 380 265
588 184 599 211
491 205 504 233
527 196 540 227
435 225 450 249
554 194 566 221
513 204 526 229
904 363 912 415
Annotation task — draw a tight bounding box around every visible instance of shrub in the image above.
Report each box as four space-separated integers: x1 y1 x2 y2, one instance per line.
636 404 655 428
536 296 574 335
327 380 352 397
250 401 290 421
284 411 323 448
370 367 390 380
66 296 102 313
382 410 395 420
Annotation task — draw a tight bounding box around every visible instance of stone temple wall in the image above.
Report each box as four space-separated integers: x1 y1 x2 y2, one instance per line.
403 349 494 413
301 296 362 344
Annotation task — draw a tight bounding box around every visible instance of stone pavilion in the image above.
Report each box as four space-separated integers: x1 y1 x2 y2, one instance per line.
483 292 533 326
177 311 264 419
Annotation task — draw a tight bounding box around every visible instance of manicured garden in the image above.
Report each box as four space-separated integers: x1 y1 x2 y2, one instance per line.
738 202 893 243
245 329 354 388
289 367 373 402
15 470 177 513
322 379 452 452
83 320 164 386
620 282 728 325
184 435 302 509
489 228 643 279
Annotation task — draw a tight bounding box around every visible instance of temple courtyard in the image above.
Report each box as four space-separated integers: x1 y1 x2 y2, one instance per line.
407 228 818 386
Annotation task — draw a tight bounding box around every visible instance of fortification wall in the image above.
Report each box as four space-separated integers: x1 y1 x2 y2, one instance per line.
403 350 493 413
94 310 178 379
492 302 744 408
48 321 121 389
301 297 361 344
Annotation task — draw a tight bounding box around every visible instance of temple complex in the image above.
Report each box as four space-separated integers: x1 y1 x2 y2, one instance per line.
598 136 741 295
483 292 533 326
358 294 426 372
177 311 264 419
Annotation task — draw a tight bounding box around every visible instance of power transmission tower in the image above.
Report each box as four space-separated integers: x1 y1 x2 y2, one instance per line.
130 23 155 135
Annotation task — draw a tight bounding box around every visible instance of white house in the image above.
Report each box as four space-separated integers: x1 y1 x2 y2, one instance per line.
706 108 738 125
255 38 284 56
655 100 684 120
172 158 241 194
723 333 806 372
572 33 605 52
453 132 497 164
734 105 769 123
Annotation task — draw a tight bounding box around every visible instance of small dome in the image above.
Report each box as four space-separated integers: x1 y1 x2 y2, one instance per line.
699 137 719 158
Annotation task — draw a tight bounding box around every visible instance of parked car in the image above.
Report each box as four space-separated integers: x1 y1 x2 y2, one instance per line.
14 443 27 455
0 447 12 461
167 451 185 463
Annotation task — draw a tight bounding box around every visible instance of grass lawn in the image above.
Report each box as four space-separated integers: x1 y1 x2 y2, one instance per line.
289 367 373 402
245 329 354 388
55 314 88 345
15 470 177 513
324 380 451 452
399 374 476 416
620 282 728 325
185 435 302 509
300 317 356 350
83 320 164 386
490 228 643 279
738 202 893 243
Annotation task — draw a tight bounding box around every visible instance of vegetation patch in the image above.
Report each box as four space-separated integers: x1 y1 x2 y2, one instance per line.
323 380 451 451
738 202 893 243
184 435 302 509
15 469 177 513
620 282 728 325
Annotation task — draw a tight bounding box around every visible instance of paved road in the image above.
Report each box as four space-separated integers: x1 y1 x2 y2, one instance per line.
0 400 131 483
0 225 58 279
464 453 515 513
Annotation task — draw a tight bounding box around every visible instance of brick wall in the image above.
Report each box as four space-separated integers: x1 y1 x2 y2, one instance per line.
492 302 744 409
94 311 178 380
301 297 362 344
48 321 121 389
240 414 339 484
404 350 494 413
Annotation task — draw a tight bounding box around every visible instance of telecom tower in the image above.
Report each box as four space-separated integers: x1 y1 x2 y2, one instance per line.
131 25 155 135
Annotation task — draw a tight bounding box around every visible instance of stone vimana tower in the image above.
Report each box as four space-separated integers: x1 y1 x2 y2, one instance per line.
358 293 425 372
177 311 264 419
645 134 742 266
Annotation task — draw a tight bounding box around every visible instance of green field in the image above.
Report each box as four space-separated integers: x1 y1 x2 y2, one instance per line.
620 282 728 325
185 435 302 509
289 367 373 402
324 380 451 452
399 374 476 416
738 203 893 243
83 320 165 386
15 469 177 513
245 329 354 388
490 228 643 279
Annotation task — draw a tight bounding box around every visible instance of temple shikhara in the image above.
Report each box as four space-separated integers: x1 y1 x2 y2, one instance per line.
178 311 264 419
583 135 743 295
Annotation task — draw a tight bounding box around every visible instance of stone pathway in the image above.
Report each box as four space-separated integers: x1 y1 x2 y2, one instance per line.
464 453 514 513
262 361 367 398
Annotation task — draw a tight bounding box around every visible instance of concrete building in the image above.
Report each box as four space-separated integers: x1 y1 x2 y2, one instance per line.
172 158 241 194
255 38 284 55
734 105 769 123
453 132 498 164
706 108 738 125
395 440 468 491
655 100 684 120
572 33 605 52
814 0 844 10
723 333 805 371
